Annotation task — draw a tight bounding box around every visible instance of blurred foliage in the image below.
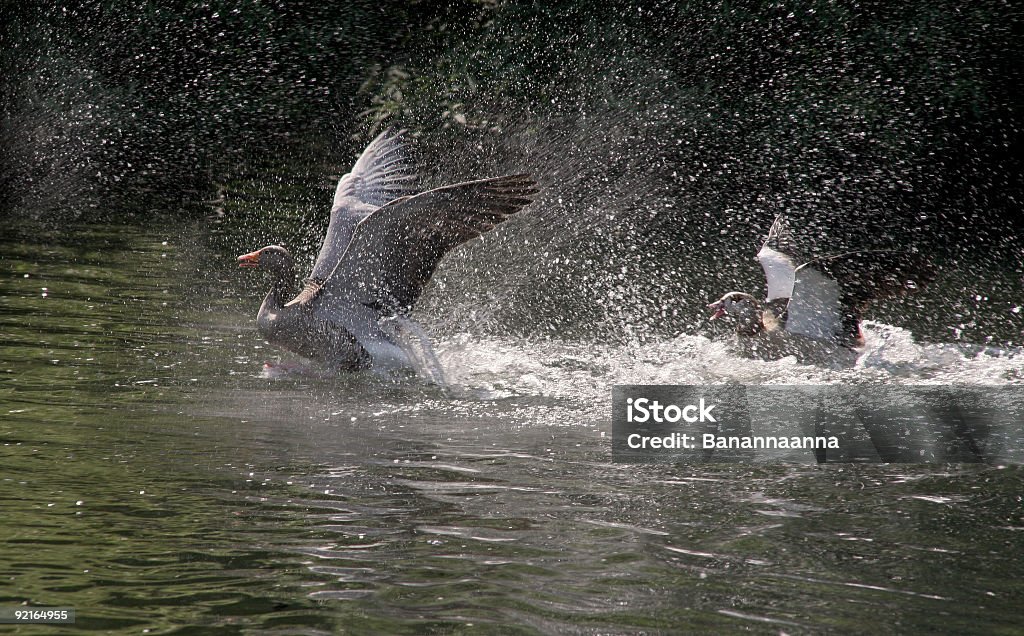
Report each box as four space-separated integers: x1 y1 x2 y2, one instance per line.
1 0 445 217
2 1 1019 225
364 0 1023 243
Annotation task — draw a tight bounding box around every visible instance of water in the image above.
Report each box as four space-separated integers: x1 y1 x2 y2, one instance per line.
2 222 1023 634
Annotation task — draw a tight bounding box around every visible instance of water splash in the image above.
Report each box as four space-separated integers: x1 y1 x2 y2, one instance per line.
434 321 1023 410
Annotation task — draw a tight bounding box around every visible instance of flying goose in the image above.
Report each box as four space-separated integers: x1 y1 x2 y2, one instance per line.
238 129 538 373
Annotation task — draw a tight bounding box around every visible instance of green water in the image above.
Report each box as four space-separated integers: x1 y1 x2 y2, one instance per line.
1 223 1023 634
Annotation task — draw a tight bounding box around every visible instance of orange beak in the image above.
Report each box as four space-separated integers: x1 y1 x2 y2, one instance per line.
237 250 260 268
708 301 726 320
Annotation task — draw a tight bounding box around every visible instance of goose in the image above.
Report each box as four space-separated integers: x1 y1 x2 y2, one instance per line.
708 215 934 360
238 129 538 373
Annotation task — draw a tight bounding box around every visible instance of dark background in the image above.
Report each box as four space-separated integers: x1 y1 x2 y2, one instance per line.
2 0 1022 343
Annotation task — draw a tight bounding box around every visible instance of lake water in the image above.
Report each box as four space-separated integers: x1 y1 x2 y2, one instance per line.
1 221 1023 634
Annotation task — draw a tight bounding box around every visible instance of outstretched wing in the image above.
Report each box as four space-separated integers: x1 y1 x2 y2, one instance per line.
288 174 538 313
784 265 842 341
307 128 419 281
786 250 935 346
332 128 418 210
756 215 798 302
763 213 795 255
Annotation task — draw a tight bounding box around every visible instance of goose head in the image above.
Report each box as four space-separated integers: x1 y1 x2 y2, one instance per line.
238 245 296 300
708 292 764 335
